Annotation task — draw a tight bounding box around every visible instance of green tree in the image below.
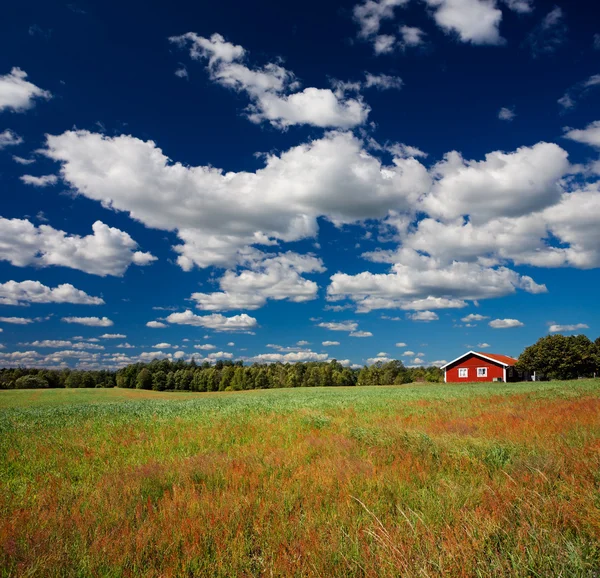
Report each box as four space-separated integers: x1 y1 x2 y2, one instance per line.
286 364 303 388
381 360 407 385
117 365 137 388
191 370 207 392
206 368 219 392
15 375 49 389
81 373 96 388
369 364 383 386
116 373 128 388
255 368 269 390
425 367 443 383
320 364 333 387
335 367 355 386
136 368 153 390
40 370 62 388
517 334 597 380
166 371 176 390
231 366 246 391
174 369 191 391
305 366 321 387
65 371 83 389
357 366 370 386
410 367 427 382
220 366 235 391
152 370 167 391
182 370 194 391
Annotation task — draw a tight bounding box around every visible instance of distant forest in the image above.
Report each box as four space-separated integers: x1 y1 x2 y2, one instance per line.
0 358 443 390
3 334 599 390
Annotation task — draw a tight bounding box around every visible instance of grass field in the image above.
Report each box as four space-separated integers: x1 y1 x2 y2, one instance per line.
1 380 599 577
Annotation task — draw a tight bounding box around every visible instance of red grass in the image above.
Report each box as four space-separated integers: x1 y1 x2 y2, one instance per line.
1 389 599 576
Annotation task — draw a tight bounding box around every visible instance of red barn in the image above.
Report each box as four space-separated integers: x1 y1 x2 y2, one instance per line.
441 351 519 383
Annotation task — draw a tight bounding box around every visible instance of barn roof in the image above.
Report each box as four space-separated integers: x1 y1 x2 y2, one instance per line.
440 350 518 369
477 352 518 366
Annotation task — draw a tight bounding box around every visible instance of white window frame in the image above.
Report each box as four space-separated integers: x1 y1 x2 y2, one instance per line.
477 367 488 378
458 368 469 378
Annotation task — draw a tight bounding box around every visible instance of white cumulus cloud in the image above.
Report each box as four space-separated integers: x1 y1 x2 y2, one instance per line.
0 129 23 149
20 174 58 187
12 155 35 165
461 313 489 322
423 0 504 45
367 356 393 364
399 26 425 47
564 121 600 148
408 311 439 322
354 0 409 38
0 280 104 306
0 317 35 324
489 318 524 328
191 252 324 311
170 32 369 129
0 67 51 112
39 121 600 327
501 0 533 12
318 321 358 332
62 316 114 327
72 342 105 350
328 250 545 312
548 323 589 333
422 142 570 223
27 340 73 347
43 130 429 271
373 34 396 54
251 350 329 363
0 217 156 277
166 310 258 332
498 107 516 121
364 73 403 90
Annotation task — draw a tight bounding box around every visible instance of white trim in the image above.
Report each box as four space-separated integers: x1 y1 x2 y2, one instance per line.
458 367 469 378
440 350 513 369
503 367 507 382
477 367 488 378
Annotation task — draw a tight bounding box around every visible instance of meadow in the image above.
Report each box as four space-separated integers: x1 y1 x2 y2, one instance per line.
1 380 599 577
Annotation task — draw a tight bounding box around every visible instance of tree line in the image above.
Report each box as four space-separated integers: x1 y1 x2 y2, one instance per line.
113 358 443 391
1 333 598 390
0 358 443 390
0 368 116 390
516 334 600 380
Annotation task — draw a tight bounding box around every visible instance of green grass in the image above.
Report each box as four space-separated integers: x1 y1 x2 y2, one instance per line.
0 377 596 416
1 381 599 577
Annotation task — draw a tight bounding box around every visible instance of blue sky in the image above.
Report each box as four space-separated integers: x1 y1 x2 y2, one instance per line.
0 0 599 370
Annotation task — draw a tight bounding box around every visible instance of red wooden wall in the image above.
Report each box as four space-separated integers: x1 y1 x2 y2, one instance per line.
445 354 505 383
